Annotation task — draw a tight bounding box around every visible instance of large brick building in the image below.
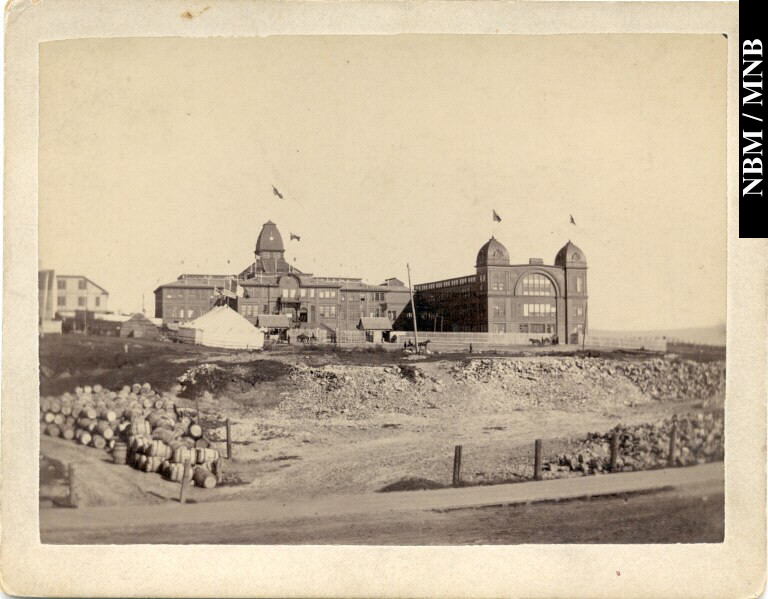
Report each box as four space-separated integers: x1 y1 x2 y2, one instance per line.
407 237 588 343
155 221 411 333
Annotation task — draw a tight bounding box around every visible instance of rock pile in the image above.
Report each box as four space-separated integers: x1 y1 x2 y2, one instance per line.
549 411 724 475
281 364 439 418
278 356 725 419
450 357 725 402
40 383 220 489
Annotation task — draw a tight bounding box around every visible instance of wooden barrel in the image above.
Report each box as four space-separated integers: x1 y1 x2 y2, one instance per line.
81 407 98 420
53 413 65 426
188 423 203 440
46 423 61 437
62 427 75 441
130 418 150 437
92 434 106 449
152 428 177 444
43 412 55 423
113 442 128 464
41 397 52 412
173 446 196 465
60 404 73 416
193 466 217 489
95 420 112 436
196 447 219 464
100 409 117 423
194 438 211 449
49 399 61 414
79 431 92 446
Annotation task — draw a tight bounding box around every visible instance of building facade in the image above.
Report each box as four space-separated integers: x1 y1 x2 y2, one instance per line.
38 271 110 319
406 238 588 343
155 221 412 332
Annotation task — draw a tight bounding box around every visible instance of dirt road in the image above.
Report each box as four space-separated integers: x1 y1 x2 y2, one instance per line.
41 462 722 543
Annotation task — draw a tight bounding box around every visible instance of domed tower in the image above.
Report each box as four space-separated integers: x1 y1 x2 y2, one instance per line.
476 237 510 268
475 237 511 333
255 221 288 273
554 240 586 269
555 241 588 342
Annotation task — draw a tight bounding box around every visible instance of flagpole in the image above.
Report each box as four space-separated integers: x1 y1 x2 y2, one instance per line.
406 263 420 354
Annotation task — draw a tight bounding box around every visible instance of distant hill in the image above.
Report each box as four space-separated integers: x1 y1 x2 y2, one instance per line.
590 324 726 346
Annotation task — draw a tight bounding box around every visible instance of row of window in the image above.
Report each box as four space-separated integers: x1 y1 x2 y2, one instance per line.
57 296 101 307
169 308 196 319
57 279 88 290
241 304 268 317
520 273 555 296
523 303 555 317
341 292 386 302
519 323 556 334
165 290 211 300
416 276 477 292
319 305 337 318
279 288 340 299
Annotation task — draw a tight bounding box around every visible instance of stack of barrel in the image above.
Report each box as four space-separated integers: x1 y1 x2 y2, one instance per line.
126 415 219 488
40 382 219 489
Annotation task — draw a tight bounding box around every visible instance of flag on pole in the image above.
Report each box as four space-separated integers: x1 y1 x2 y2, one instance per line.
290 233 301 241
569 214 576 225
492 210 502 223
272 185 284 199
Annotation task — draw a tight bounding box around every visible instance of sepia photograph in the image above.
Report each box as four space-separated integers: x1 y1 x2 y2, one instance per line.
2 1 764 597
36 33 727 545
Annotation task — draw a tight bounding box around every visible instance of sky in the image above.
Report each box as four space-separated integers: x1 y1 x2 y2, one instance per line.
38 35 726 330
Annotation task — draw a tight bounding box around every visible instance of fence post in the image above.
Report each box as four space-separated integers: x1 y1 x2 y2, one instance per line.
534 439 543 481
68 463 81 508
226 418 232 460
214 456 223 485
452 445 462 487
179 459 191 504
610 432 619 472
667 421 678 467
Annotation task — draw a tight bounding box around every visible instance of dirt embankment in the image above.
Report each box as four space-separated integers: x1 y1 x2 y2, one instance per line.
273 356 725 419
40 344 726 505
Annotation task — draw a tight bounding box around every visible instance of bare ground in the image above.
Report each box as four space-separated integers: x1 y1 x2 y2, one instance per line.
39 336 724 523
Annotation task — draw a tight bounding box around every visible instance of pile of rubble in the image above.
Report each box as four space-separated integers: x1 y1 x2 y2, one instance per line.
280 364 441 418
549 411 724 475
277 356 725 419
450 357 725 402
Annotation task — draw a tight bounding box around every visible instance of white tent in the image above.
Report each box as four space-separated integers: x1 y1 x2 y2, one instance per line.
177 305 264 350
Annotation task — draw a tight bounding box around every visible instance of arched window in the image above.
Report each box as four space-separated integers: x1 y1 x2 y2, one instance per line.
519 273 555 296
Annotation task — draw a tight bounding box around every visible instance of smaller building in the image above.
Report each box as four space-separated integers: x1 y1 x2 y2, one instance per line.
120 313 161 339
357 317 393 343
50 274 109 317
